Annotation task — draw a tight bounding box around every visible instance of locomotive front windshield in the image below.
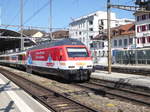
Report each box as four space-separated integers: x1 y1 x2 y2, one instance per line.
67 47 89 57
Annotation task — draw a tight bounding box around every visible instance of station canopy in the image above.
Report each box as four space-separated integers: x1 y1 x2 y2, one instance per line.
0 29 36 52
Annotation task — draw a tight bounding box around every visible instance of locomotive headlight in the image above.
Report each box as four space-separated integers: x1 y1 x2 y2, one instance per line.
68 66 75 68
87 65 92 68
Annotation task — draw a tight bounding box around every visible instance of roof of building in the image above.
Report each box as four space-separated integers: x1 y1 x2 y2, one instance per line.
70 11 115 25
0 29 36 52
20 29 46 37
112 23 135 37
92 33 108 40
93 23 135 40
0 28 24 37
52 30 69 39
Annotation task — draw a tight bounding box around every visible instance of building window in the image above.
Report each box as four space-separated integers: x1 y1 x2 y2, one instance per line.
99 51 101 57
83 37 85 42
141 37 145 43
146 14 149 19
89 21 93 25
147 36 150 43
119 39 122 46
142 14 146 20
124 39 128 46
137 38 140 44
113 31 116 36
129 38 133 45
102 42 104 48
101 20 104 25
90 43 93 48
137 26 140 32
76 32 78 35
89 28 93 31
89 36 93 39
114 40 117 47
149 14 150 19
79 37 82 41
141 25 146 31
137 16 140 21
79 32 82 35
148 24 150 30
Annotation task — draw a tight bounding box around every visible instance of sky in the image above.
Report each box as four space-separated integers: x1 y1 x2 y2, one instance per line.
0 0 135 32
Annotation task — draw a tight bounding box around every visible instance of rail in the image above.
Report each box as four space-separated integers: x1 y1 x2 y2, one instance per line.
0 67 98 112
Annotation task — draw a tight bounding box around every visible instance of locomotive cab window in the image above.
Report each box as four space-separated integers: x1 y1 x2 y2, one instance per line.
67 47 89 57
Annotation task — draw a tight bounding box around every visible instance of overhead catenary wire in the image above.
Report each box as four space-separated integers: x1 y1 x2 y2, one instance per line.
14 0 50 32
23 1 49 25
4 0 30 29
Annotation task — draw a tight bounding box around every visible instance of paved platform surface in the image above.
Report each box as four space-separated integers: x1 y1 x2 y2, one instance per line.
0 73 51 112
95 64 150 70
91 70 150 89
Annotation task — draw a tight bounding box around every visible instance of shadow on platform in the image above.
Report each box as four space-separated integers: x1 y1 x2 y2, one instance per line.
0 101 15 112
0 81 21 93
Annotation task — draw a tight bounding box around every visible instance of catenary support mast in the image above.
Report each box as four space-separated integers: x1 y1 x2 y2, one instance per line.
20 0 24 50
107 0 112 74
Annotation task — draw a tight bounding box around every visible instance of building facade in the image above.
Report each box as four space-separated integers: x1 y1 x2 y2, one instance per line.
69 11 134 50
135 12 150 48
111 23 136 50
90 34 108 64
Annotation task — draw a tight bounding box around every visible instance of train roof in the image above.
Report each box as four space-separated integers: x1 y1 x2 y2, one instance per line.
29 38 85 50
0 51 26 57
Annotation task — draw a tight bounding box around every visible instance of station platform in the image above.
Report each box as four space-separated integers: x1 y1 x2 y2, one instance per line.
0 73 51 112
94 63 150 69
91 70 150 89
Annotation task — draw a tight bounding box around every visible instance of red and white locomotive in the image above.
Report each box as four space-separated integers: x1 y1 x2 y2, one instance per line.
0 38 93 81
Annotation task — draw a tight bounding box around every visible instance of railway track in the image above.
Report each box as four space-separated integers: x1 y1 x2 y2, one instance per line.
0 68 98 112
72 79 150 107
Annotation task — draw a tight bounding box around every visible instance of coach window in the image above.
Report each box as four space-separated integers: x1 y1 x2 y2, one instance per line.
18 55 22 60
0 57 3 60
